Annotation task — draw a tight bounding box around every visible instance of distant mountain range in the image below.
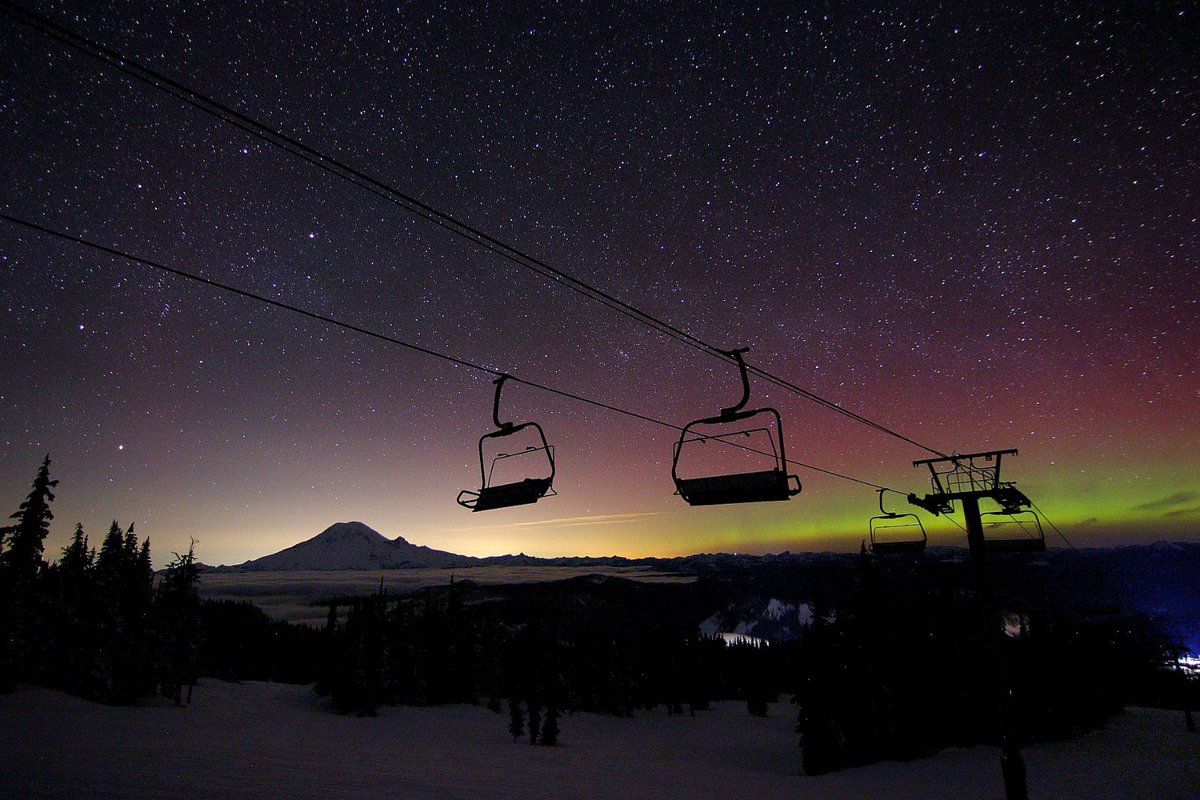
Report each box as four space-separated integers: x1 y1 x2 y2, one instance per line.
215 522 469 571
209 521 650 571
209 523 1200 652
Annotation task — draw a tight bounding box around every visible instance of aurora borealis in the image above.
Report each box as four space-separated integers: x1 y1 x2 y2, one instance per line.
1 1 1196 566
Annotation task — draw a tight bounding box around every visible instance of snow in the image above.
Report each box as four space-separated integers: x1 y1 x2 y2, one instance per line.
717 632 770 647
765 598 790 619
1 682 1197 799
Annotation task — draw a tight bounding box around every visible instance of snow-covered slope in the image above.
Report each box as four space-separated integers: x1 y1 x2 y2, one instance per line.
229 521 474 571
1 682 1195 799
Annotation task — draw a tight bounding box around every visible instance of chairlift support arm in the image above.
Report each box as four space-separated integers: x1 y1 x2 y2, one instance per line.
720 348 752 418
878 487 898 516
492 374 513 430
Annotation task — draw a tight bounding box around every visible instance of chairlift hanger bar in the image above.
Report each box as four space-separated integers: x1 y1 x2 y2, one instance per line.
720 348 752 418
492 374 514 430
0 0 950 460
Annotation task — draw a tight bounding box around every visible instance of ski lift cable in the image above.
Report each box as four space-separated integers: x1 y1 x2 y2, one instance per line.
0 0 950 460
1028 499 1077 551
1026 499 1156 639
0 1 722 367
0 212 895 494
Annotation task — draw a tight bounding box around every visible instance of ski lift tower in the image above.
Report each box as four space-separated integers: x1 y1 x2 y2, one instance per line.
907 449 1044 555
906 449 1040 800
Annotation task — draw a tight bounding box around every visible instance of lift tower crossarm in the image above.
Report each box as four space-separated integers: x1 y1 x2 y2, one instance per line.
912 449 1018 500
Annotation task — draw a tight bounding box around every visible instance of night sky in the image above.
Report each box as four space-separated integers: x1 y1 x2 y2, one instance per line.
1 1 1197 566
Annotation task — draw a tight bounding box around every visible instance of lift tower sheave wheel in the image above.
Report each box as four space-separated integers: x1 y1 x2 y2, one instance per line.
672 348 801 506
456 375 556 512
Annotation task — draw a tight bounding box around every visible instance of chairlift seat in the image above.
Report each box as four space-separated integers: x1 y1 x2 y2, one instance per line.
675 469 800 506
870 539 927 555
458 477 552 512
980 508 1045 553
868 504 928 555
982 537 1046 554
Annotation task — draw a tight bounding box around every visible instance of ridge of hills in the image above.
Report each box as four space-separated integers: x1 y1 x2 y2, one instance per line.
209 522 1200 577
207 523 1200 651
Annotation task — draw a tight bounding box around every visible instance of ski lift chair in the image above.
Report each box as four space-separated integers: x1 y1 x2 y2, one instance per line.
977 483 1045 552
869 489 927 554
980 505 1046 553
672 349 801 506
457 376 556 512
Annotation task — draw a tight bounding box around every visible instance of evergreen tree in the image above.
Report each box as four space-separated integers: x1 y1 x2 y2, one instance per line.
541 701 560 746
315 603 340 697
95 521 127 589
156 540 201 706
508 696 525 741
327 592 389 715
53 523 99 695
60 524 92 578
136 538 152 585
115 525 155 702
527 695 542 745
0 455 58 690
0 454 58 583
88 520 157 702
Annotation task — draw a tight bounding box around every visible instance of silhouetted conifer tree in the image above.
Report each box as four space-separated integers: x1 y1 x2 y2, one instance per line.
89 521 155 703
91 520 128 696
60 524 91 578
0 454 57 583
328 592 389 715
446 577 478 704
508 696 525 741
315 602 340 697
94 520 127 600
527 695 542 745
541 701 560 746
0 454 58 690
156 540 201 706
51 523 99 694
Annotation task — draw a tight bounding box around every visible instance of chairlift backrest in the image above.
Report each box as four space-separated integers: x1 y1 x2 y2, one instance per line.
980 507 1045 553
457 375 556 512
868 490 927 554
672 349 801 506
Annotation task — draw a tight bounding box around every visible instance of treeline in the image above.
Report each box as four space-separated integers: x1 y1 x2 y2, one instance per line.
793 548 1175 774
0 455 200 703
314 575 787 728
199 600 321 685
313 554 1174 768
2 456 1181 770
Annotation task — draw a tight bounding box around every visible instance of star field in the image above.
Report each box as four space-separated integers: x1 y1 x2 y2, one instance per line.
1 1 1197 565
